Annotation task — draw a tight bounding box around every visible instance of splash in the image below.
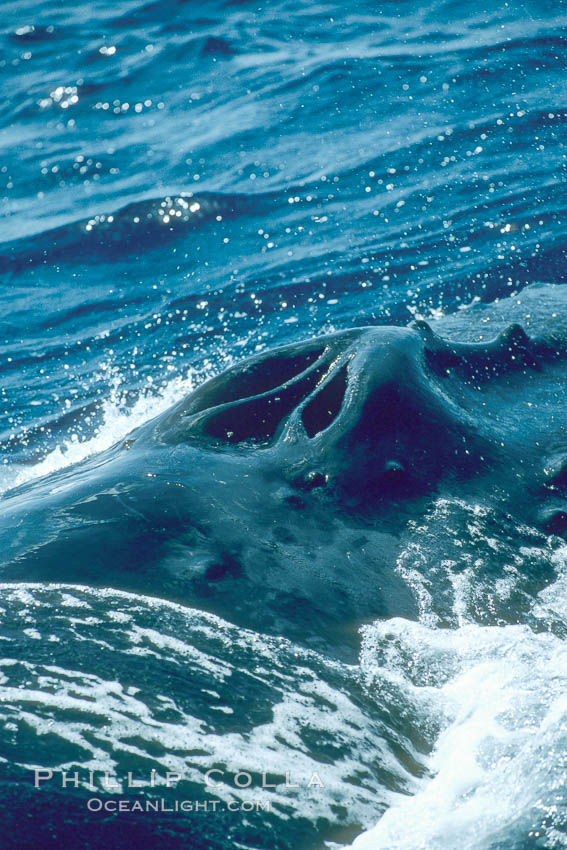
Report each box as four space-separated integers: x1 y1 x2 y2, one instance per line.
351 544 567 850
0 369 196 495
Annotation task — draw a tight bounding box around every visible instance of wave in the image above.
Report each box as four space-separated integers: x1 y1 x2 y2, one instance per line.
351 560 567 849
0 192 257 271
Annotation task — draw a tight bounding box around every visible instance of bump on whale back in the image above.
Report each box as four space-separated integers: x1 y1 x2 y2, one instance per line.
411 319 543 378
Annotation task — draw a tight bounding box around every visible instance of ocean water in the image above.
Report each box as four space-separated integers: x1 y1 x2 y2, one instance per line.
1 1 567 848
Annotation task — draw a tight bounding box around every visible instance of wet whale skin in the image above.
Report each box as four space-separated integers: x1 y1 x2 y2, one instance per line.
2 284 567 661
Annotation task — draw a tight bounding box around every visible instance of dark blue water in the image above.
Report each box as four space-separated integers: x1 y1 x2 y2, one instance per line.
2 0 566 467
2 1 567 848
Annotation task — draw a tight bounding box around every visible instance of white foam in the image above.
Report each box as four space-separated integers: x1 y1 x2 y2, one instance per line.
350 545 567 850
0 370 197 495
0 583 406 826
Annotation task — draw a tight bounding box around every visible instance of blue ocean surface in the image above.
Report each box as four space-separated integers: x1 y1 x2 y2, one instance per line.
1 0 567 848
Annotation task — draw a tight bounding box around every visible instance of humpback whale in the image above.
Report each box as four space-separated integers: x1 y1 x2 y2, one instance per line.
1 283 566 659
1 284 567 850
